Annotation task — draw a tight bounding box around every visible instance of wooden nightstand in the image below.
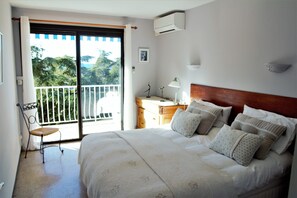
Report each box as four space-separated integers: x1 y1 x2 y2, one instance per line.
136 96 187 128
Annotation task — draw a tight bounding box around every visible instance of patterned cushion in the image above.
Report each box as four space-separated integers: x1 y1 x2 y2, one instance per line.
209 125 262 166
186 101 222 135
195 100 232 127
243 104 297 154
231 113 287 159
171 108 202 137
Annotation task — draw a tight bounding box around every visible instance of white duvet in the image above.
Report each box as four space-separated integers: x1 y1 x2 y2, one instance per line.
78 127 292 197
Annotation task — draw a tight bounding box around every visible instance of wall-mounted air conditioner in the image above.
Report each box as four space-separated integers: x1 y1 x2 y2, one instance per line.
154 12 185 36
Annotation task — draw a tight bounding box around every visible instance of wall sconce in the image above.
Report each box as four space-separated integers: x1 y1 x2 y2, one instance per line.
168 77 181 104
264 63 292 73
186 64 200 70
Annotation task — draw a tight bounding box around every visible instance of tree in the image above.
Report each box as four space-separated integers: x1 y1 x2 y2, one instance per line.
31 46 121 123
55 56 77 85
81 55 94 62
31 46 120 86
86 50 120 85
31 46 57 86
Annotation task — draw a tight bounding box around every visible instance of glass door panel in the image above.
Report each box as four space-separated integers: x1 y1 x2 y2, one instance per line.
30 33 79 141
80 35 122 134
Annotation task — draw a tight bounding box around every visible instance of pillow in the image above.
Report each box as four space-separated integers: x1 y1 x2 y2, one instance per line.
195 99 232 127
209 124 262 166
243 105 297 154
231 113 286 159
186 101 222 135
171 108 202 137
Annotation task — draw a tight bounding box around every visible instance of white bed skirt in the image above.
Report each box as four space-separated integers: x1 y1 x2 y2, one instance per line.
240 174 290 198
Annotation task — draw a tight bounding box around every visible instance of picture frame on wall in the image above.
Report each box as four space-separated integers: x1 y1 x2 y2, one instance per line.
139 48 149 63
0 32 3 85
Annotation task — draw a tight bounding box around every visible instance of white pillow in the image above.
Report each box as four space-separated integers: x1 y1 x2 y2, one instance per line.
243 105 297 154
195 99 232 127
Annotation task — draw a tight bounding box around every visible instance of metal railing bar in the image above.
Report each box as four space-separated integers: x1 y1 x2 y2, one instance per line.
83 86 86 119
73 87 77 120
58 88 61 122
88 87 91 119
52 87 55 122
39 88 45 123
63 88 66 121
93 86 96 122
46 88 49 122
68 87 71 120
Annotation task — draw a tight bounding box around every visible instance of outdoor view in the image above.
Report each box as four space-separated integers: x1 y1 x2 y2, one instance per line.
30 33 122 141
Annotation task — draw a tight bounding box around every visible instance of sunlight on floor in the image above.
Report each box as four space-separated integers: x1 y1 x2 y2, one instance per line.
13 142 88 198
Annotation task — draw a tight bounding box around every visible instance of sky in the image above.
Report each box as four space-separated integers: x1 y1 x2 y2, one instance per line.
30 34 121 66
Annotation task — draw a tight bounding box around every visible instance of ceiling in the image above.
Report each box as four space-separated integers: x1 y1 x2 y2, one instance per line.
10 0 214 19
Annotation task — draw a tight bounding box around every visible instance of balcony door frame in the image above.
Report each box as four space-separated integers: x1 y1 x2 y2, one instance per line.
30 23 124 141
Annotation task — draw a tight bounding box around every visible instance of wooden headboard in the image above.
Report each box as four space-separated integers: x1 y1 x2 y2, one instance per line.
190 84 297 124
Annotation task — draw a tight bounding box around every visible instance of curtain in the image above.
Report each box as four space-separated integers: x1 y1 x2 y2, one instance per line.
123 24 135 130
20 16 39 150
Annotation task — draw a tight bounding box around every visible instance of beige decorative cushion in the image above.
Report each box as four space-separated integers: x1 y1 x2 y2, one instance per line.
243 104 297 154
209 125 262 166
186 101 222 135
171 108 202 137
231 113 287 159
195 100 232 127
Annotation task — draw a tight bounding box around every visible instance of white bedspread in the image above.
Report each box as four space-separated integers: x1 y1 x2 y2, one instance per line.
78 127 292 197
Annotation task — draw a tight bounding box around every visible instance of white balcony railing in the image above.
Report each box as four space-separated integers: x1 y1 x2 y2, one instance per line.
35 84 121 125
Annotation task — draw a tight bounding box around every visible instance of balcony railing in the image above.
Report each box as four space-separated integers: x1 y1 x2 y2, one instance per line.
35 84 121 125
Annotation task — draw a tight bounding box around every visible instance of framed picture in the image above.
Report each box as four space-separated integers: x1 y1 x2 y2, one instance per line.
139 48 149 63
0 32 3 85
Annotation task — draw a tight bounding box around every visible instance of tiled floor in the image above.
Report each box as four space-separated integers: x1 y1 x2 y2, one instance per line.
13 142 88 198
44 119 121 142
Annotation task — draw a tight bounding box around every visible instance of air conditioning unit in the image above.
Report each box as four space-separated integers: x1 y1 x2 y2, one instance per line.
154 12 185 36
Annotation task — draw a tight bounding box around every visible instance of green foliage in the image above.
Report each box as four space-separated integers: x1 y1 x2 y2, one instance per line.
31 46 57 86
31 46 121 124
87 50 120 85
31 46 120 86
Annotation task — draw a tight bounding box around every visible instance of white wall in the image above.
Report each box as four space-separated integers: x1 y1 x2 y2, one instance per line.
157 0 297 102
12 8 157 127
0 0 22 197
157 2 297 195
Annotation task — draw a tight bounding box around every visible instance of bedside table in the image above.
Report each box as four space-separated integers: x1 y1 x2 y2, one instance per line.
135 96 187 128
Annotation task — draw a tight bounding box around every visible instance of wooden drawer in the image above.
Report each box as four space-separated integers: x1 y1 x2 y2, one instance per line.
143 110 159 127
160 105 186 115
137 100 160 115
137 108 159 128
137 108 145 128
136 96 187 129
160 114 174 125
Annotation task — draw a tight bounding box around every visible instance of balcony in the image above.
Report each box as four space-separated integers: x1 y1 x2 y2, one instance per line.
35 84 121 141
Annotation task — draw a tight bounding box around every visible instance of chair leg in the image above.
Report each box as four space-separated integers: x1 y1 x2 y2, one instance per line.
25 134 31 159
41 135 45 163
58 130 64 154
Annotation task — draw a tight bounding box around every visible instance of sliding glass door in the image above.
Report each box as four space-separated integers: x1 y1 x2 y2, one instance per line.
79 35 122 135
30 24 124 141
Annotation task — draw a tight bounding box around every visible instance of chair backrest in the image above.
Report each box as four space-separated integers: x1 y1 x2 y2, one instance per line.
17 102 39 132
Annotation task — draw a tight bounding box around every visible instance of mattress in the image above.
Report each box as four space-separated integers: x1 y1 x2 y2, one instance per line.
150 126 293 195
78 127 292 197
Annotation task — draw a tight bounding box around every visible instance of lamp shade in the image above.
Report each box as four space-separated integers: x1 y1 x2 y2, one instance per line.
168 77 180 88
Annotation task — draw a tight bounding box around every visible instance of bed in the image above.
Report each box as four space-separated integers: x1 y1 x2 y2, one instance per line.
78 84 297 198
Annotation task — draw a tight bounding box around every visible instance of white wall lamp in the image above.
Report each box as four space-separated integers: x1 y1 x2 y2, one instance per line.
264 63 292 73
168 77 181 104
186 64 200 70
